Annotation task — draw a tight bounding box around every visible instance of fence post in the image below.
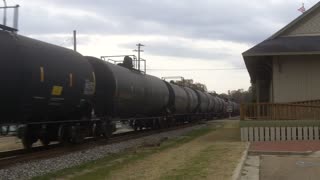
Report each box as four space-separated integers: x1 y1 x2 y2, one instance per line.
240 104 245 120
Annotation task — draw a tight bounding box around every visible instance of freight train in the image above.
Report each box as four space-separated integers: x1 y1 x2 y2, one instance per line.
0 26 239 149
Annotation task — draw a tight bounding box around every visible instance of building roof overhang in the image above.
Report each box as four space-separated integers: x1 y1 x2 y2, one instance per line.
243 36 320 57
243 36 320 82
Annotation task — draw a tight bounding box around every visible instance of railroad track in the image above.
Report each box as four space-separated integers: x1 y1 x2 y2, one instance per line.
0 122 204 169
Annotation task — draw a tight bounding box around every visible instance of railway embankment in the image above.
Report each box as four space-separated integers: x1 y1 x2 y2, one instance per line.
32 120 247 180
0 123 204 179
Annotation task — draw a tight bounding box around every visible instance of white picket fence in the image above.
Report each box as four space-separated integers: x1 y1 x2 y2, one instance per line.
241 127 320 142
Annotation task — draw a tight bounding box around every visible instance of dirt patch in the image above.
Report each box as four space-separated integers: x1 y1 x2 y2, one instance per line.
0 137 44 151
107 121 246 180
0 137 23 151
108 138 211 180
140 137 169 147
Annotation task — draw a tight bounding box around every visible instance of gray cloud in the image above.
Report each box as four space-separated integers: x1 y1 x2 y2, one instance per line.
4 0 313 92
121 40 244 66
8 0 318 44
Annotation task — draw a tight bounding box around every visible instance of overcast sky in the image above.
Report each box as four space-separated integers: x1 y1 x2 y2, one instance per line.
1 0 319 93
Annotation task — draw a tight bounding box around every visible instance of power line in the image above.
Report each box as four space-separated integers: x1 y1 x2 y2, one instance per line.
59 37 73 47
146 68 246 71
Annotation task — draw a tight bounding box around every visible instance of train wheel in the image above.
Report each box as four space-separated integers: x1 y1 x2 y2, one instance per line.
139 125 143 131
101 121 112 138
168 118 173 127
133 119 140 131
58 125 69 144
163 118 168 128
40 137 50 146
19 125 37 149
70 125 84 144
151 119 157 129
92 123 99 137
39 125 50 146
158 118 165 129
22 137 33 149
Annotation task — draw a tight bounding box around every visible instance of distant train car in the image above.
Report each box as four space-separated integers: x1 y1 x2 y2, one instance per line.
215 97 224 115
86 56 170 130
183 87 199 113
165 82 189 114
194 90 210 113
206 93 215 113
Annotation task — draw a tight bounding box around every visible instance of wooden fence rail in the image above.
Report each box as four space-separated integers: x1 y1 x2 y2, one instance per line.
293 99 320 106
240 103 320 121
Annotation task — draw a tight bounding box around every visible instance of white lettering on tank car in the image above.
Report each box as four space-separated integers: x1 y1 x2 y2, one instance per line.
84 79 95 95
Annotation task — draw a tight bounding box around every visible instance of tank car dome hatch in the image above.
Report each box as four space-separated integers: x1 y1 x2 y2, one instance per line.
118 56 134 69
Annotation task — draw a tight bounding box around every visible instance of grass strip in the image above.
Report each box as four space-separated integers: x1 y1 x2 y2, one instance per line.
33 125 216 180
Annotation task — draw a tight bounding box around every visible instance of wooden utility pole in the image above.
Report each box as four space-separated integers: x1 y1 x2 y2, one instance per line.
134 43 144 71
3 0 7 25
13 5 19 29
73 30 77 52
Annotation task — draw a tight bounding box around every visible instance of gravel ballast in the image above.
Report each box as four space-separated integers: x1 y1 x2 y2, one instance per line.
0 124 207 180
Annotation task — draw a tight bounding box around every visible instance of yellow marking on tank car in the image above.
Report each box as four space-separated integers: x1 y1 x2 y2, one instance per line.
51 86 63 96
69 73 73 87
40 67 44 82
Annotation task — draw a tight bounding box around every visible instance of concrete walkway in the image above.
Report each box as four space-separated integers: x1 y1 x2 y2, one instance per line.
240 141 320 180
260 154 320 180
240 155 259 180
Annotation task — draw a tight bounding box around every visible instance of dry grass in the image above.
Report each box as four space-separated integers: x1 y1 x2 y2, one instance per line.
0 137 44 151
107 122 245 180
34 120 246 180
0 136 23 151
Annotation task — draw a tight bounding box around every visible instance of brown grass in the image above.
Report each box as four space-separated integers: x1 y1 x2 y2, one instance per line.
34 120 246 180
108 121 246 180
0 137 23 151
